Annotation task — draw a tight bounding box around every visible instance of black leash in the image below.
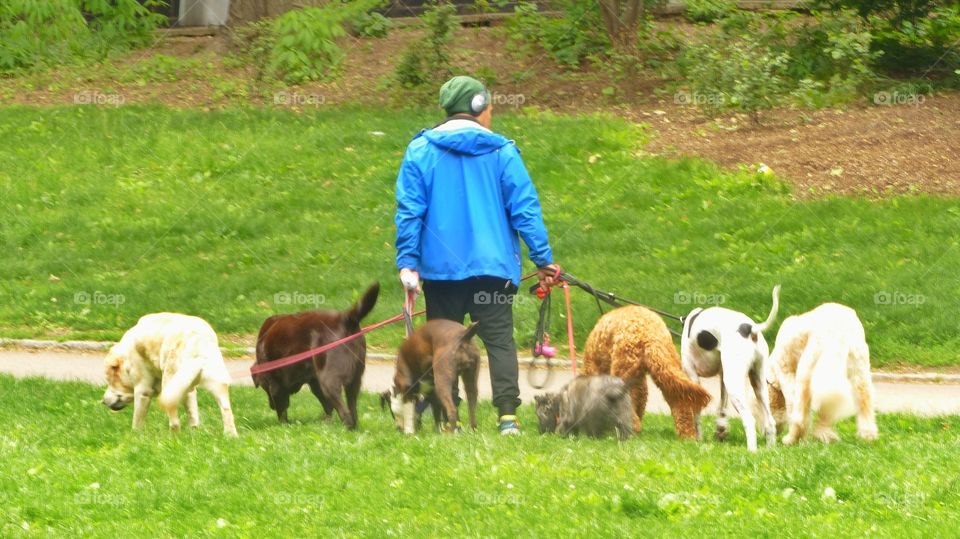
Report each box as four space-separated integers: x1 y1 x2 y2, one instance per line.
528 289 554 390
545 271 686 338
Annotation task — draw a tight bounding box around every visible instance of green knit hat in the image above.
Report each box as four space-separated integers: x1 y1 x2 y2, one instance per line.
439 75 490 116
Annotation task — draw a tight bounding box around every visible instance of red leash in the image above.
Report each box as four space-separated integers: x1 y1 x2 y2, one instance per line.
562 281 577 376
249 308 425 376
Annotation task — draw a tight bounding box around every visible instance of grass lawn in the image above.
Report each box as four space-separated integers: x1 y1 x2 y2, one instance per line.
0 374 957 536
0 105 958 367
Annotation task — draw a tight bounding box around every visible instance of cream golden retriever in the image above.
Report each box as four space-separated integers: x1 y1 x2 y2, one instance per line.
101 313 238 437
766 303 878 444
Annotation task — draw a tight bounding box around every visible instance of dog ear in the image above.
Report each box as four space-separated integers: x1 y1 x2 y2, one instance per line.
346 282 380 325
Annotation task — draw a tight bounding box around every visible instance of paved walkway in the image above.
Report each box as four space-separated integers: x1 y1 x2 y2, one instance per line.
2 349 960 416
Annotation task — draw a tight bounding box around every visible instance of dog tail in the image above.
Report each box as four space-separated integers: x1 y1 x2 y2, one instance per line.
345 282 381 326
755 284 781 334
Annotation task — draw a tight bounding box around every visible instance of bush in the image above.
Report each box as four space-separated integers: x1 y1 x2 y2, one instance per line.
505 1 609 68
678 10 882 118
683 0 736 23
808 0 960 77
870 5 960 77
0 0 165 72
393 2 458 88
682 37 792 123
347 10 391 38
232 0 380 85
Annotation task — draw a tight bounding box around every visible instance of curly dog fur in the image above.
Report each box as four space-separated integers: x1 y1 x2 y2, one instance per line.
583 305 712 439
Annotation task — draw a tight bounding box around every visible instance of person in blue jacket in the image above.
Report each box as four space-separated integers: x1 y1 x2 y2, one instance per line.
395 75 560 435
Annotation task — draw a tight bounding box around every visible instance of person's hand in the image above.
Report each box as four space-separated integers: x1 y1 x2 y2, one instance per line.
399 268 421 295
537 264 562 291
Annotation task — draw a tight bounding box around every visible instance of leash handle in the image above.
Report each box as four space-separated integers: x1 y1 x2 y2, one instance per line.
403 289 416 338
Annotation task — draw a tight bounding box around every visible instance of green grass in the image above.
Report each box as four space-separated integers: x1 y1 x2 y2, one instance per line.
0 105 958 367
1 374 958 536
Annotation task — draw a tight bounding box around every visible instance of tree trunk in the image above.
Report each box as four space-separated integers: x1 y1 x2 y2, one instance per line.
598 0 644 49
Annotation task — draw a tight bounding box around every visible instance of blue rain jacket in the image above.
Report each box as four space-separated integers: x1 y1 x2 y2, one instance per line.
395 120 553 285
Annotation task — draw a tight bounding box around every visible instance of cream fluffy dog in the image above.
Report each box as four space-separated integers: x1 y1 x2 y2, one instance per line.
101 313 238 437
766 303 878 444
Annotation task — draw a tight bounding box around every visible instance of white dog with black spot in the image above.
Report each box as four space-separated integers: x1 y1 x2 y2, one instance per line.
680 285 780 451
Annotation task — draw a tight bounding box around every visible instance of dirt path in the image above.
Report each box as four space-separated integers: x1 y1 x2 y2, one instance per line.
3 349 960 416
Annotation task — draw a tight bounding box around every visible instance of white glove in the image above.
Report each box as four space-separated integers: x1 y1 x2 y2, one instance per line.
399 269 420 292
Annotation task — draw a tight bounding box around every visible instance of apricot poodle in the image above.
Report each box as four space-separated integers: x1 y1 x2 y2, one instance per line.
584 305 712 439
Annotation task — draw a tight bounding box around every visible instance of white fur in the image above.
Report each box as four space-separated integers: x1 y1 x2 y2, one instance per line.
766 303 878 445
681 285 780 451
101 313 238 437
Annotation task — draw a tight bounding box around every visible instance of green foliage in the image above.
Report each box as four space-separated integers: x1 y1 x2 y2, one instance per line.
682 35 792 121
1 106 959 367
392 2 457 88
808 0 945 28
265 5 347 84
0 0 165 72
870 5 960 77
808 0 960 77
679 10 880 116
505 1 609 68
347 9 391 38
683 0 736 23
231 0 381 85
3 375 960 536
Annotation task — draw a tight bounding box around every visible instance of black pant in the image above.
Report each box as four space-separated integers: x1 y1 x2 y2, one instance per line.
422 276 521 415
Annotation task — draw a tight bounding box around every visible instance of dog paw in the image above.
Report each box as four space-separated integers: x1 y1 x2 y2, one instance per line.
782 433 799 445
714 427 728 442
813 427 839 444
857 426 879 441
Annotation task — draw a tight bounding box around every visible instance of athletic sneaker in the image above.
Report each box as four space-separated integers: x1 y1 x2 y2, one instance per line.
498 415 521 436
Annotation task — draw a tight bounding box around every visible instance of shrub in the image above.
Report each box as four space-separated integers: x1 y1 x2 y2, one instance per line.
808 0 960 77
683 0 736 23
232 0 380 85
0 0 165 72
392 2 458 88
682 37 792 123
870 5 960 77
347 10 391 38
505 1 609 68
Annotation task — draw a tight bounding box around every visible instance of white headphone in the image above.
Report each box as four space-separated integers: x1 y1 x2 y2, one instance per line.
470 91 489 114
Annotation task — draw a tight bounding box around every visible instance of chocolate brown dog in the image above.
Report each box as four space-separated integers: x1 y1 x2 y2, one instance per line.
253 283 379 429
389 319 481 434
535 375 634 440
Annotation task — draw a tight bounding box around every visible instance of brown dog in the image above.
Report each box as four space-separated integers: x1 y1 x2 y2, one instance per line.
389 319 481 434
584 305 712 439
253 283 379 429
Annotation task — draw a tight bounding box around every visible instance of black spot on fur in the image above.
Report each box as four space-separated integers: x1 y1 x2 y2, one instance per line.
737 323 753 339
696 330 718 351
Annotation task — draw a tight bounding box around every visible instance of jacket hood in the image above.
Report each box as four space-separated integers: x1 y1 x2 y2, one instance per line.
419 125 512 156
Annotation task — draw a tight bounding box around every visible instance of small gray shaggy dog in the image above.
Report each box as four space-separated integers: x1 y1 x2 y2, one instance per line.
535 375 634 440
